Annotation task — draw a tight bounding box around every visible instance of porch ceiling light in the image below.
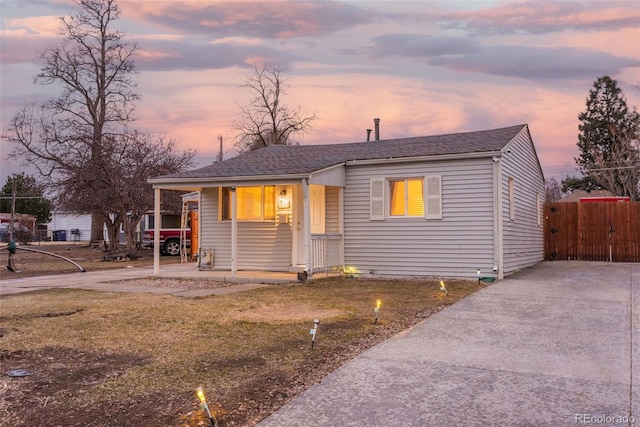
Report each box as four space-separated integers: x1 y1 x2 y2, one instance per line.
277 189 290 209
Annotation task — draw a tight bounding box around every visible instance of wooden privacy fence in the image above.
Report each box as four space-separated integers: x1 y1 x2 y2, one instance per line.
544 201 640 262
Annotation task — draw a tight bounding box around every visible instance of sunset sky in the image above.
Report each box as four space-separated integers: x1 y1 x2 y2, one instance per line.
1 0 639 185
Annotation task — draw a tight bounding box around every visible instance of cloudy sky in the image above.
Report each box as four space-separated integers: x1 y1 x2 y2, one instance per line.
1 0 639 184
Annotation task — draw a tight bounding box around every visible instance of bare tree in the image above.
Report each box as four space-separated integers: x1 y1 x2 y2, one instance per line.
233 64 316 152
52 131 195 252
4 0 138 243
545 178 564 202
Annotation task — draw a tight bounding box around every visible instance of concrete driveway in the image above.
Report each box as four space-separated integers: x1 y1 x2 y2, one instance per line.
259 261 640 426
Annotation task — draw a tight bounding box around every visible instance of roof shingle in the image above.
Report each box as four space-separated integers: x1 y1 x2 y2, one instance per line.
157 124 527 180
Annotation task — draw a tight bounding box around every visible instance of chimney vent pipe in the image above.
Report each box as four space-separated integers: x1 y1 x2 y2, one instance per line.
366 129 372 142
374 118 380 141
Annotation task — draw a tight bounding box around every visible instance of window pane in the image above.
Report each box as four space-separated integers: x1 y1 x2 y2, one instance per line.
264 186 275 220
237 187 262 220
389 181 405 216
407 179 424 216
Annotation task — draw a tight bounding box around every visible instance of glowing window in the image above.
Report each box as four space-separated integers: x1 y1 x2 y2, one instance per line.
389 178 424 217
221 186 276 221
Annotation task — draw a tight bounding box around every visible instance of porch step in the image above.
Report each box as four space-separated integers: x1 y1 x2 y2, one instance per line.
289 265 306 273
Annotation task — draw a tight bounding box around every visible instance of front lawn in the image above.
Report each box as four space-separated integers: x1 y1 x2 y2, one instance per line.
0 276 487 426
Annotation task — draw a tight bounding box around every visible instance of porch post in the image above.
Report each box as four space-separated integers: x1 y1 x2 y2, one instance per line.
153 187 161 275
302 178 311 275
231 187 237 276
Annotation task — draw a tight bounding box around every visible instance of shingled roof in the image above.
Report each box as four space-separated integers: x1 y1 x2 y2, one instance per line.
156 124 527 180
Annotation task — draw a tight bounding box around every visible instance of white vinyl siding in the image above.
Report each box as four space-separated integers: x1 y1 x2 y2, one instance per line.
347 159 495 279
200 187 292 271
325 186 341 234
500 128 545 275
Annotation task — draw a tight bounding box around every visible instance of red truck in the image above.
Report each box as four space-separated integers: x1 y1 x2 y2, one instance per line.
142 229 191 256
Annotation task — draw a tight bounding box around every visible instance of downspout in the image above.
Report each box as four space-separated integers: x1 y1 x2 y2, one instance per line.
153 188 161 275
197 190 202 262
302 178 311 276
231 187 237 276
339 186 345 272
492 156 504 279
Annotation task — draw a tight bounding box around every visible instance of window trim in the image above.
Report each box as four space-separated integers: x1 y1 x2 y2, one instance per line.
388 177 424 217
508 177 515 221
369 175 442 221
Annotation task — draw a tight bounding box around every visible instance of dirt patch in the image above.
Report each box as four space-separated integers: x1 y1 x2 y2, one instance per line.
0 346 155 427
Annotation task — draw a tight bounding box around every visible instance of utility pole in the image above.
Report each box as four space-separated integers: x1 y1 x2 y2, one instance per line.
10 175 16 242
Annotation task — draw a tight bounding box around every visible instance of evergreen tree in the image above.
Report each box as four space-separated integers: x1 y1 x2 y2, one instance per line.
575 75 639 199
0 173 53 224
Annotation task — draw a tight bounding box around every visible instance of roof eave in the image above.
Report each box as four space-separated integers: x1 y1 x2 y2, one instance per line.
149 172 311 189
345 150 502 166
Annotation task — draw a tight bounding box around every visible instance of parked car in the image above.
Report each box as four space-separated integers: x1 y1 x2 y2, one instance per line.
0 222 32 243
142 228 191 256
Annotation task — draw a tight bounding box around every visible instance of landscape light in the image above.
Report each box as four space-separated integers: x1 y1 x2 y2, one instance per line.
439 280 449 296
374 299 382 324
195 387 217 427
310 319 320 349
476 268 481 284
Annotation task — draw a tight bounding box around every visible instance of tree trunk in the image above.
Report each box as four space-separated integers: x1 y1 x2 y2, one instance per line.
103 214 121 252
90 211 105 244
122 213 141 255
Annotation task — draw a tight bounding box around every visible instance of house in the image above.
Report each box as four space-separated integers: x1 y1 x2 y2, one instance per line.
557 189 616 203
47 210 92 241
148 124 545 279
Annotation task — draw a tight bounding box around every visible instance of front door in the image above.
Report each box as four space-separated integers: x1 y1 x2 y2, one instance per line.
292 184 327 267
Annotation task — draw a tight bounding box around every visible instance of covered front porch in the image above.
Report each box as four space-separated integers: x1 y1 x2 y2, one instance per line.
150 163 346 278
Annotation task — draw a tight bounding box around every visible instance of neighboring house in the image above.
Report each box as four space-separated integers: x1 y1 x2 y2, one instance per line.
148 124 545 279
47 211 92 241
47 211 142 243
557 189 616 202
0 212 36 230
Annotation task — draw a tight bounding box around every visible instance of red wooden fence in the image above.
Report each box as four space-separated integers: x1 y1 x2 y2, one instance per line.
544 201 640 262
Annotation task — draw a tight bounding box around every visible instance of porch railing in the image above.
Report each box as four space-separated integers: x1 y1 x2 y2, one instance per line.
310 234 343 275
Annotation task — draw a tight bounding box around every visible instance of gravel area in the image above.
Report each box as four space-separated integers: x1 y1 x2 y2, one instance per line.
108 278 237 290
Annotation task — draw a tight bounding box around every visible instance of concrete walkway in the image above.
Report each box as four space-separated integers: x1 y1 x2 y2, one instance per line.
259 261 640 427
0 263 297 297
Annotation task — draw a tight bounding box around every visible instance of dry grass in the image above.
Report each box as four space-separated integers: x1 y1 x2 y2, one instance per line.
0 243 181 280
0 275 488 426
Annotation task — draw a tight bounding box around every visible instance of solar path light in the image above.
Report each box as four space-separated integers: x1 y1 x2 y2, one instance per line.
196 387 218 427
439 280 449 296
310 319 320 349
